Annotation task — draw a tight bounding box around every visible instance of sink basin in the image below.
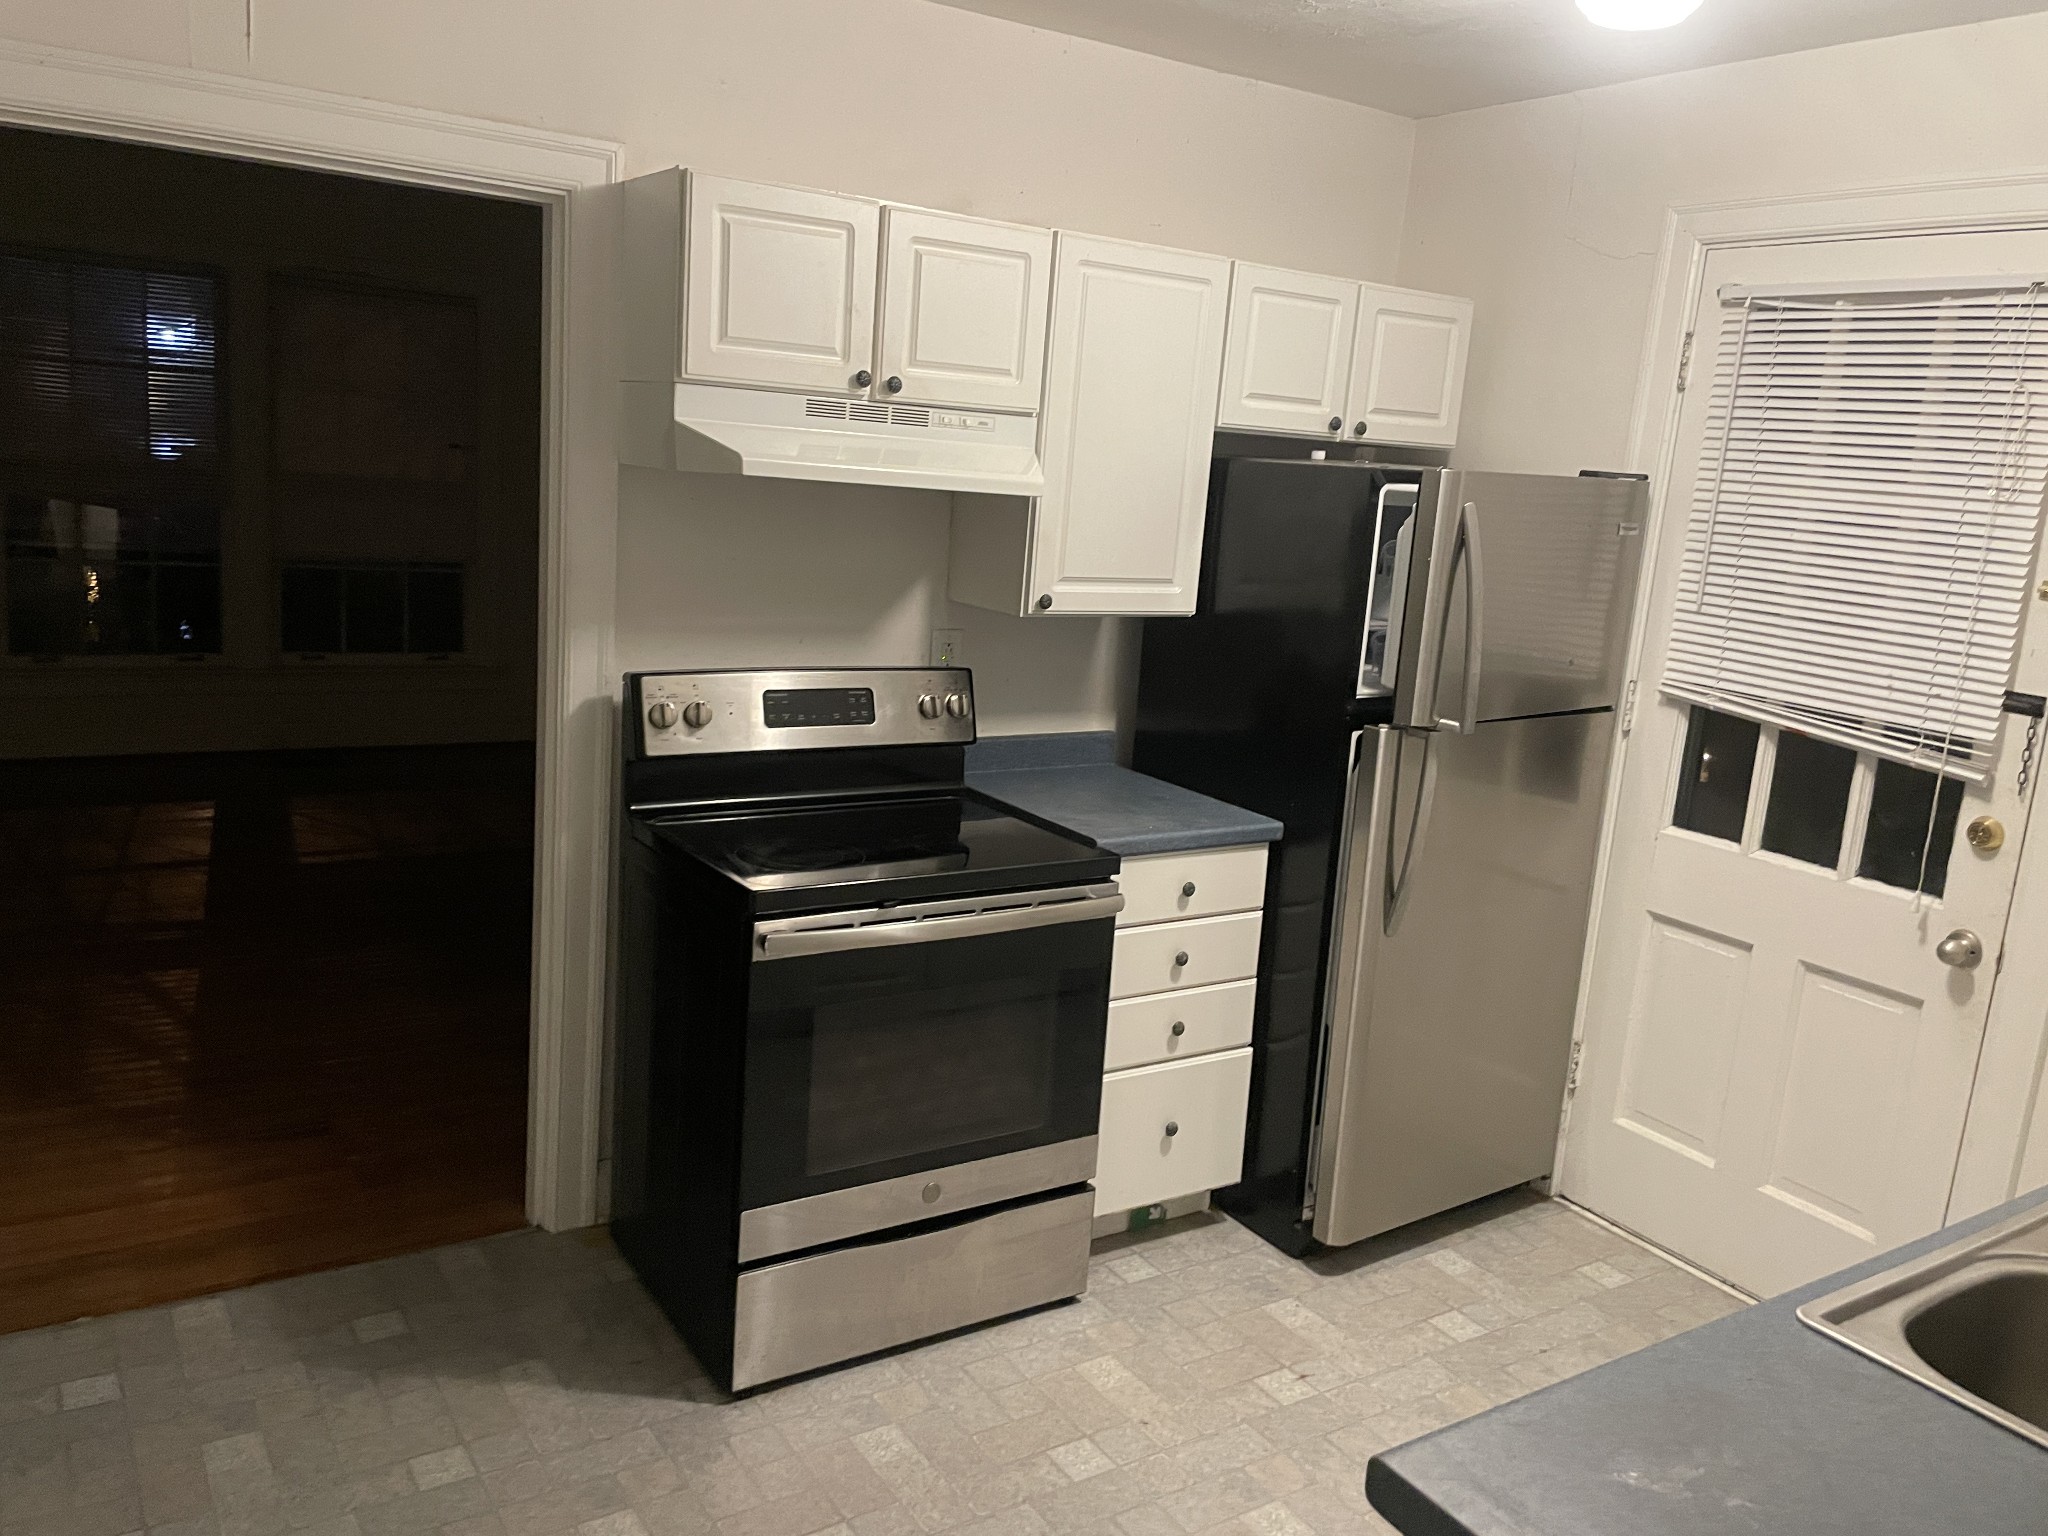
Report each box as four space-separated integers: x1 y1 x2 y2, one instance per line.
1799 1206 2048 1451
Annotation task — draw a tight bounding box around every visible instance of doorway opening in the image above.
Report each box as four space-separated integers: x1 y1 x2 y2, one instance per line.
0 126 544 1332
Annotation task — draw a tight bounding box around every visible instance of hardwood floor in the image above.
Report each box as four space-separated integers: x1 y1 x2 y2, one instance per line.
0 744 533 1334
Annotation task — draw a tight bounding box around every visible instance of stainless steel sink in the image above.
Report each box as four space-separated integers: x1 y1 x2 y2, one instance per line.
1798 1206 2048 1451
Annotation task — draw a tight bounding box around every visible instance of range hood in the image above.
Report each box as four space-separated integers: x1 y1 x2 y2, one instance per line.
619 382 1044 496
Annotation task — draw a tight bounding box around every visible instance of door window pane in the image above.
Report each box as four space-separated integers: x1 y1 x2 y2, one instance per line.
1761 730 1857 869
1673 706 1760 842
1859 761 1966 897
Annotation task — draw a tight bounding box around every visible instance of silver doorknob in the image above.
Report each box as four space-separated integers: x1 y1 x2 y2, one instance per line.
681 700 713 729
917 693 941 719
647 700 678 729
1937 929 1985 970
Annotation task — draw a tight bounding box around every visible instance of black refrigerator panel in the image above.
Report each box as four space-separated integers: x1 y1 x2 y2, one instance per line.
1134 458 1416 1254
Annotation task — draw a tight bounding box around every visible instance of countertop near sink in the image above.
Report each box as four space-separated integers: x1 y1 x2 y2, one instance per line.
1367 1186 2048 1536
966 732 1282 857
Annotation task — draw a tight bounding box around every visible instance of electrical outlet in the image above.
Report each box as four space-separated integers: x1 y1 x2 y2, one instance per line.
930 628 964 667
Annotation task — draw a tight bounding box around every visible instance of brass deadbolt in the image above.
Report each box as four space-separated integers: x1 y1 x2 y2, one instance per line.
1967 815 2006 852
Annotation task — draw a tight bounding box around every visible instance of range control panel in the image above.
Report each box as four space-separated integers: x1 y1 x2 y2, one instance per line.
631 668 975 757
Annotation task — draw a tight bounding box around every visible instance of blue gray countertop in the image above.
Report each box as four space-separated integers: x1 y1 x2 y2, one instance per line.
966 732 1281 857
1368 1186 2048 1535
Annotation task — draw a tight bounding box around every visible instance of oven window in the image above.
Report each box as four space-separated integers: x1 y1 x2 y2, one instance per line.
741 912 1114 1210
806 975 1057 1175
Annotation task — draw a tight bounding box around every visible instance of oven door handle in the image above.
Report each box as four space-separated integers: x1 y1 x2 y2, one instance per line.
753 885 1125 961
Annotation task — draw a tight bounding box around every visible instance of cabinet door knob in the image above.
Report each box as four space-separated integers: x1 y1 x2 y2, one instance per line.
1353 421 1369 437
1173 950 1190 967
1181 881 1197 898
1164 1121 1180 1138
1035 594 1053 611
885 375 904 394
854 369 873 388
1170 1021 1186 1037
1327 415 1343 433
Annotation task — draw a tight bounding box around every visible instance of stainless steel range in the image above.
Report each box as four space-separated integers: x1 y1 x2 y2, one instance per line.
610 667 1121 1392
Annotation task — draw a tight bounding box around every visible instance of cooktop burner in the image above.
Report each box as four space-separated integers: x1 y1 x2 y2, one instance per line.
645 790 1111 911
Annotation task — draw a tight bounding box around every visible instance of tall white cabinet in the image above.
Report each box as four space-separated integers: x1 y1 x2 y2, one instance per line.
949 234 1230 618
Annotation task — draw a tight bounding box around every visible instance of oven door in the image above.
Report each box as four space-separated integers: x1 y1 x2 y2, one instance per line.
738 882 1120 1261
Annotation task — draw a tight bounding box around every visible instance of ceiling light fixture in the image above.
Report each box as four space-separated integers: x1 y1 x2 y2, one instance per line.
1576 0 1705 30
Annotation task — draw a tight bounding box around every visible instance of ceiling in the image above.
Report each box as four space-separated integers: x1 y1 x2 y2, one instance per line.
921 0 2048 117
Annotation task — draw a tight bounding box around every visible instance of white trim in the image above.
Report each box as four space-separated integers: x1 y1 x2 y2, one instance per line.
1558 168 2048 1213
0 39 625 1232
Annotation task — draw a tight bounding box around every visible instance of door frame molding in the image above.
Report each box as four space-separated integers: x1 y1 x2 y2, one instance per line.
0 38 625 1232
1561 167 2048 1216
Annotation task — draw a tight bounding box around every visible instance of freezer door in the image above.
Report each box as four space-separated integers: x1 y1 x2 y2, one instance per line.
1395 472 1645 728
1310 711 1615 1248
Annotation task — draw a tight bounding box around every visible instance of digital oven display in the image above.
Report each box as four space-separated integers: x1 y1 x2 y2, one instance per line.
762 687 878 729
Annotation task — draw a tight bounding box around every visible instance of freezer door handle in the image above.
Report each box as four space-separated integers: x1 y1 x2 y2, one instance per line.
1433 501 1485 736
1383 727 1440 937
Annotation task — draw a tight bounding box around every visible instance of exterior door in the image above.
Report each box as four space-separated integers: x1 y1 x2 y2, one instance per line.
1563 231 2048 1298
1345 285 1471 449
1216 262 1357 437
683 172 878 394
876 207 1052 412
1027 232 1230 617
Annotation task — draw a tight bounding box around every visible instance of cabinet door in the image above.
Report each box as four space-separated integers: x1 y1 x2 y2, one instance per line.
1029 234 1230 617
684 173 879 394
1216 263 1358 436
1345 285 1472 448
877 208 1052 412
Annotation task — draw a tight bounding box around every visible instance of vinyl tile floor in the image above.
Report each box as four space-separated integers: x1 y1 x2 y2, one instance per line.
0 1190 1744 1536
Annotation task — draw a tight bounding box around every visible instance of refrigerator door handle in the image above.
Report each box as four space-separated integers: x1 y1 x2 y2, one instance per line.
1433 500 1486 736
1383 727 1440 937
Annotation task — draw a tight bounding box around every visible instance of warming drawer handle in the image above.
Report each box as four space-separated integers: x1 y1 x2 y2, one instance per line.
754 888 1125 961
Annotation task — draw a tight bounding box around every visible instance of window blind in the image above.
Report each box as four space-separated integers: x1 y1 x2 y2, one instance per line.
1661 280 2048 782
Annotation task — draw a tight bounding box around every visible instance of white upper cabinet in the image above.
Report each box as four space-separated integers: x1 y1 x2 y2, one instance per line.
876 208 1053 412
682 172 880 395
1025 234 1231 616
1345 285 1472 449
1216 263 1359 437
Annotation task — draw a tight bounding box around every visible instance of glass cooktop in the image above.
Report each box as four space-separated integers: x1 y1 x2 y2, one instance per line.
645 790 1116 911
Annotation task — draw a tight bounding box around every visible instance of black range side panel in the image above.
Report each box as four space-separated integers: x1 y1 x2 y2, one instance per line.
1134 459 1412 1253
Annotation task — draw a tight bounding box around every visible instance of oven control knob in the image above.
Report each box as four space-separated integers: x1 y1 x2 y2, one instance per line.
681 700 713 729
917 693 942 719
647 700 679 730
944 692 970 719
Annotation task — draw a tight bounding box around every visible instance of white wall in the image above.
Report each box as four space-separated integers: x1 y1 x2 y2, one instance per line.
0 0 1416 735
1398 9 2048 478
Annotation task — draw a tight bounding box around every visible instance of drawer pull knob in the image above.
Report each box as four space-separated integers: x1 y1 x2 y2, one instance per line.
1164 1121 1180 1138
1173 950 1190 967
1181 881 1197 898
1170 1021 1186 1037
922 1182 942 1204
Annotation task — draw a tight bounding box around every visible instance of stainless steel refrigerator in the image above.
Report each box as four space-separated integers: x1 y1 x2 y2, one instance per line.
1134 460 1646 1253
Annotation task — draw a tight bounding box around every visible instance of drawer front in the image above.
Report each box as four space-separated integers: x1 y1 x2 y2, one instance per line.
1116 845 1269 928
1104 980 1256 1072
731 1189 1092 1391
1094 1049 1253 1215
1110 911 1262 999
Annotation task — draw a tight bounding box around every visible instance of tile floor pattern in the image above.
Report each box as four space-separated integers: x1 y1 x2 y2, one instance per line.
0 1192 1742 1536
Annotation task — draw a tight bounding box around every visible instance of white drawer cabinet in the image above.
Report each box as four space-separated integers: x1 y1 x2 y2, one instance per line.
1104 980 1256 1072
1094 1049 1254 1216
1115 846 1267 928
1111 911 1262 1000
